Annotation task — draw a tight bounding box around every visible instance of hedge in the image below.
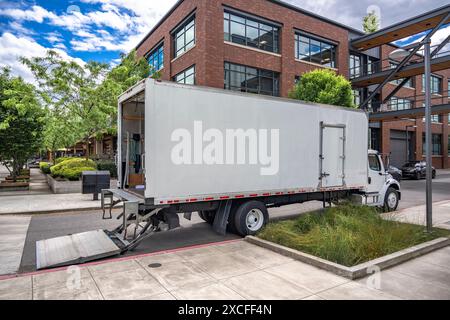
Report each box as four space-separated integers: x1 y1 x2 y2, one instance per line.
95 160 117 178
39 162 51 174
50 158 97 181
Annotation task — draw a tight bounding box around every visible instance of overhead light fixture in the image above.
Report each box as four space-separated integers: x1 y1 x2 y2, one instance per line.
389 48 410 60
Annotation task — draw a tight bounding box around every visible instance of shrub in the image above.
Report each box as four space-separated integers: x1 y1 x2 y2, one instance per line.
288 69 356 108
95 160 117 178
39 162 51 174
50 158 97 180
55 156 76 164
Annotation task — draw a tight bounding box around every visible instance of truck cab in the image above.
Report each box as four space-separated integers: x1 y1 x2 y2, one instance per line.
366 150 401 211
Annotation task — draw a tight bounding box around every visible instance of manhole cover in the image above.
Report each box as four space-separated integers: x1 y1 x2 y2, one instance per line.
148 263 162 268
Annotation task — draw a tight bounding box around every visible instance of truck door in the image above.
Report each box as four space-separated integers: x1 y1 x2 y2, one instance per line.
367 153 386 193
320 124 345 188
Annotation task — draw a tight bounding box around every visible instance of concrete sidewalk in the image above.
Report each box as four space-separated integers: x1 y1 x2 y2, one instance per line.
0 215 31 275
1 239 449 300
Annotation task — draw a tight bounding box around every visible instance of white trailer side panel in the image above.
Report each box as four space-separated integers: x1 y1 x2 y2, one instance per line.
143 80 368 203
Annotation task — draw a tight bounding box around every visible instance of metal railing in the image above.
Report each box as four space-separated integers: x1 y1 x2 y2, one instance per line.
350 44 450 80
365 89 449 113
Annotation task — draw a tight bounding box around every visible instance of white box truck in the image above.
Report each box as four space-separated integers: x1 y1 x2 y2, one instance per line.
35 79 401 269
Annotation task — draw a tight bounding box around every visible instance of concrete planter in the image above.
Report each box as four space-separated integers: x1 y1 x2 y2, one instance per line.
0 181 30 192
246 236 450 280
47 174 81 194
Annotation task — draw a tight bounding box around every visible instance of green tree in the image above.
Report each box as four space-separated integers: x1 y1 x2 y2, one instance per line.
288 69 356 108
43 114 79 162
21 50 110 159
363 11 380 34
0 68 45 181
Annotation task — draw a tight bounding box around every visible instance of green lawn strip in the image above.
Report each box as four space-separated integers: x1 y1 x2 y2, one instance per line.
258 205 450 267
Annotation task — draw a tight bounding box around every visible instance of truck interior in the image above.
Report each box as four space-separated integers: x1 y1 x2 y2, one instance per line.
120 91 146 197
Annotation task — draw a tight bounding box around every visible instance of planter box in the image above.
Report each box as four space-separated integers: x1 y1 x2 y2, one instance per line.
0 181 30 192
47 174 117 194
47 174 81 194
246 236 450 280
5 175 30 181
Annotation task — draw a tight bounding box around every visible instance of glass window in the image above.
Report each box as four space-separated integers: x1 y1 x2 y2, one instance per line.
174 65 195 85
422 134 442 155
174 16 195 58
224 11 280 53
295 33 337 68
389 97 412 111
368 154 381 171
350 54 361 78
353 89 361 107
224 62 280 96
146 43 164 74
422 74 442 94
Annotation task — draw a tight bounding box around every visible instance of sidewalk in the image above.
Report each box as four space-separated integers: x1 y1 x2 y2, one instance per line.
0 239 449 300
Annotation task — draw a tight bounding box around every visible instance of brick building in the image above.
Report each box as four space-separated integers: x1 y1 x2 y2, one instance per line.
134 0 450 168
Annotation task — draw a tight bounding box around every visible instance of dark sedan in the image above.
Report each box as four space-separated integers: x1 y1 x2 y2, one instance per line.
401 161 436 180
387 165 402 182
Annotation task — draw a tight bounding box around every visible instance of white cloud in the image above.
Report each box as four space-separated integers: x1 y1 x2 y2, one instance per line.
0 32 85 83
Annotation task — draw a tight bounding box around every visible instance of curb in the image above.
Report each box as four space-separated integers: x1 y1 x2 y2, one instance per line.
245 236 450 280
0 204 124 216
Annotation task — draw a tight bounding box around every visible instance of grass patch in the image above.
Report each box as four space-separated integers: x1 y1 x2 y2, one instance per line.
258 204 450 267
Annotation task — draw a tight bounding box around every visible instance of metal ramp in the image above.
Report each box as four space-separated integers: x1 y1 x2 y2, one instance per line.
36 229 121 270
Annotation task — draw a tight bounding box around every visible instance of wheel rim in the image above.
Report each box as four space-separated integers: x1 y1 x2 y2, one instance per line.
246 209 264 232
387 192 398 209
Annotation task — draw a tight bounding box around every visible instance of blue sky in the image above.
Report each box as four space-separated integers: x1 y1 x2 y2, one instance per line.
0 0 448 82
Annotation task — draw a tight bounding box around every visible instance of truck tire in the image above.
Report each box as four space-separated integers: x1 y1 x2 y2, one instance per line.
198 211 215 225
384 187 399 212
233 201 269 236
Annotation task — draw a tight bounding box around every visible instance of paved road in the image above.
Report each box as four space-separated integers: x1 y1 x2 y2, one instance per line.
17 170 450 273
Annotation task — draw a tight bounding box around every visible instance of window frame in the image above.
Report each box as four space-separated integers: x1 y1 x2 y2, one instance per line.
295 32 337 68
173 65 196 85
173 14 196 59
388 97 413 111
146 42 164 75
422 74 443 95
224 62 280 97
224 11 280 54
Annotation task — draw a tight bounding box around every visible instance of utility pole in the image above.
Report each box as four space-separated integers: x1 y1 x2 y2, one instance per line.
424 39 433 233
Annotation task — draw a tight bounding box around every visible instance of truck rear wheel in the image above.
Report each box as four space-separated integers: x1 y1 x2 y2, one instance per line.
233 201 268 236
384 187 399 212
198 211 215 225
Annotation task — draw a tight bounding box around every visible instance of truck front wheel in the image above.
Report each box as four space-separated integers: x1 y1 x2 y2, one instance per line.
233 201 269 236
384 187 399 212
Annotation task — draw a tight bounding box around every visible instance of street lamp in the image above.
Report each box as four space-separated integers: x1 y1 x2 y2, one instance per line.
389 44 433 233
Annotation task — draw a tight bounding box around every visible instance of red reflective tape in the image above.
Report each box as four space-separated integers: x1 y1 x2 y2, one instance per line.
220 196 230 200
159 201 164 204
167 201 173 204
235 195 245 198
249 194 258 197
173 200 180 203
204 197 214 201
263 193 270 196
189 198 198 202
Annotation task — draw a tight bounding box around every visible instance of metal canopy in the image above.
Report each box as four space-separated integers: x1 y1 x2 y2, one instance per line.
368 103 450 122
351 5 450 51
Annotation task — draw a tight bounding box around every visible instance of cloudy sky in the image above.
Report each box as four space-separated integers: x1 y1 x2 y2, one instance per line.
0 0 448 82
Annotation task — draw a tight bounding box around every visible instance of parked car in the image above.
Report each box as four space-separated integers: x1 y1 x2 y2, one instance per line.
401 161 436 180
387 165 402 181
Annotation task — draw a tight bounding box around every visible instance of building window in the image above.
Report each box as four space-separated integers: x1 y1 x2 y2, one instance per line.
389 97 412 111
422 133 442 155
174 15 195 58
294 75 301 84
350 54 361 78
174 65 195 85
422 74 442 94
389 62 414 88
295 33 337 68
146 43 164 74
367 56 379 75
353 89 361 107
224 11 280 53
224 62 280 96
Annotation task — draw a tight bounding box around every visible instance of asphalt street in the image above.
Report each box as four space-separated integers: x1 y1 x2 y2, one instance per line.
18 170 450 273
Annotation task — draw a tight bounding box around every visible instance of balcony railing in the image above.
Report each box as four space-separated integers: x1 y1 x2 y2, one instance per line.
350 44 450 80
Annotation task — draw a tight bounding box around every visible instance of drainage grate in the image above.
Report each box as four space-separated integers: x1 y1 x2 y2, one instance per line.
148 263 162 268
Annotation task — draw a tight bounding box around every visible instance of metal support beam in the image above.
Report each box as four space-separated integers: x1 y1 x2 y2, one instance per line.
424 40 433 233
382 77 413 104
431 34 450 57
360 12 450 110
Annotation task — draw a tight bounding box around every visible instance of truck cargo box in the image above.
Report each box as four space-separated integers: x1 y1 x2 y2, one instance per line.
118 79 368 205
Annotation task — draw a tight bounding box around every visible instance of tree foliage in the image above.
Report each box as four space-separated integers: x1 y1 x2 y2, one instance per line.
21 49 150 158
0 68 45 181
288 69 356 108
363 11 380 34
